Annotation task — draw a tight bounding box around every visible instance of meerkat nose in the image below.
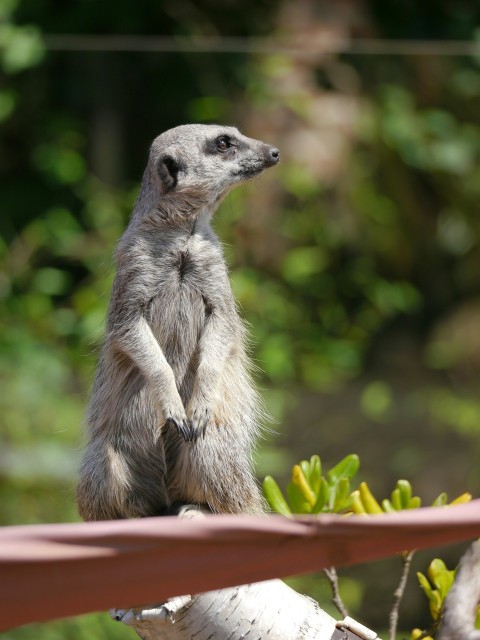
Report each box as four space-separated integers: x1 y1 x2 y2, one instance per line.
266 146 280 166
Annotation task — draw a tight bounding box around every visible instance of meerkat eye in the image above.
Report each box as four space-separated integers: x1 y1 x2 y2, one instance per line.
216 136 232 152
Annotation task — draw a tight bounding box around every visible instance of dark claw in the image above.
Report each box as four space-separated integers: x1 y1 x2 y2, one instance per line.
188 420 198 442
181 419 191 441
185 411 210 443
168 417 190 442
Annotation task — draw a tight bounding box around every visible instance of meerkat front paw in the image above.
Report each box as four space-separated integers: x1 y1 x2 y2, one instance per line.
163 402 191 441
186 398 212 441
166 416 192 441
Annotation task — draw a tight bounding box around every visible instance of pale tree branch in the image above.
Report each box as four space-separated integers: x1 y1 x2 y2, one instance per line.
113 579 340 640
438 539 480 640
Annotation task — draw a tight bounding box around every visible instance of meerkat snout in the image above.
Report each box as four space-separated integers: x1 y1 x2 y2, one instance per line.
265 146 280 167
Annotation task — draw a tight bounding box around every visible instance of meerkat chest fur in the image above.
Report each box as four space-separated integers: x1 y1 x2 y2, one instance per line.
141 213 238 398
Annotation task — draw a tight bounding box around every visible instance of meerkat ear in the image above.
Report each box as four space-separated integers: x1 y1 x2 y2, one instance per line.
157 154 182 192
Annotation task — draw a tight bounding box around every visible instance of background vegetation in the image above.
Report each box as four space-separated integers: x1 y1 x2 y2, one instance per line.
1 0 480 637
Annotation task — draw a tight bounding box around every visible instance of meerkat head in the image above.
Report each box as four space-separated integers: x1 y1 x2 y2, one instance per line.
147 124 279 210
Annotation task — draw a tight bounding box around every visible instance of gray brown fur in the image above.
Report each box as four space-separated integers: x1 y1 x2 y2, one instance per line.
77 124 279 520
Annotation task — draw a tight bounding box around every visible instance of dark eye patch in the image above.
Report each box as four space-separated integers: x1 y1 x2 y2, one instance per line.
204 134 238 155
216 136 231 152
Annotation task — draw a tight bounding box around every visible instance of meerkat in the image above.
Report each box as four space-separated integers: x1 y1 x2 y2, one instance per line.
77 124 280 521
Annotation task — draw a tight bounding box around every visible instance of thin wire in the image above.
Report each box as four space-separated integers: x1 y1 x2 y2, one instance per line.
42 34 480 57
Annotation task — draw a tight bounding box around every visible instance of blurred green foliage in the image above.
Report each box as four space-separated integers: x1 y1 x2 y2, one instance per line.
0 614 135 640
2 0 480 637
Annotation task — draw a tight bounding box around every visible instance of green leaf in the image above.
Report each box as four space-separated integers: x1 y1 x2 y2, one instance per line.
350 490 367 515
287 482 311 514
391 488 402 510
382 499 395 513
262 476 292 516
309 455 322 495
429 590 443 620
449 492 472 505
292 464 316 506
327 454 360 483
427 558 447 581
333 477 351 512
328 483 337 512
397 480 412 509
359 481 383 514
312 477 329 513
408 496 422 509
428 559 454 598
432 492 448 507
417 572 435 602
300 460 311 483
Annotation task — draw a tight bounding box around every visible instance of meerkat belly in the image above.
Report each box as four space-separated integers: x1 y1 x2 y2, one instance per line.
148 261 206 395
